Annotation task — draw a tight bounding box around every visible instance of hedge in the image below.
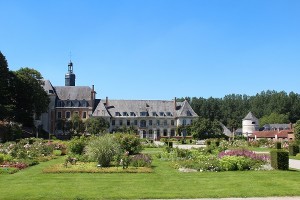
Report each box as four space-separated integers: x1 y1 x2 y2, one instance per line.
270 149 289 170
289 144 299 156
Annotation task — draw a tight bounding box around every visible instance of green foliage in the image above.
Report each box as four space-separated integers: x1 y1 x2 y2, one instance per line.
259 112 289 127
289 144 299 156
191 117 223 139
12 68 50 126
275 142 282 149
53 150 62 156
130 154 152 167
270 149 289 170
85 134 121 167
219 156 254 171
114 133 143 155
69 113 85 135
85 117 109 135
68 136 88 155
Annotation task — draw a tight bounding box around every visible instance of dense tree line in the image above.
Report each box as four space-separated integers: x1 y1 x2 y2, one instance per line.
0 51 49 127
179 91 300 131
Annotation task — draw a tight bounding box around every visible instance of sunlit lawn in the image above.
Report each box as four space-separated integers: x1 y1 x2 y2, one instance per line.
1 148 300 199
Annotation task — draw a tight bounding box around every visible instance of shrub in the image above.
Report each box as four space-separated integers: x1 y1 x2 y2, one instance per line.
68 136 88 155
275 142 282 149
289 144 299 156
270 149 289 170
219 156 253 171
53 150 62 156
130 154 152 167
114 133 143 155
85 134 121 167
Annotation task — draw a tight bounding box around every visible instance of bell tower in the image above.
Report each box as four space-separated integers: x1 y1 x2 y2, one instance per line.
65 60 76 86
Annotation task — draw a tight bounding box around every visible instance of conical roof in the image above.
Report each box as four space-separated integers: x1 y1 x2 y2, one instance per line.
243 112 258 120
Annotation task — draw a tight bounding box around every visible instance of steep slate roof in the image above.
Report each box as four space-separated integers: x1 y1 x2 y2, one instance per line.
263 124 291 130
54 86 92 100
42 80 55 95
243 112 258 120
220 123 232 137
92 99 198 118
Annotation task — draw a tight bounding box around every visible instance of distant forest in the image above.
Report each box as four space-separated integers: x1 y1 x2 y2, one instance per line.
178 90 300 130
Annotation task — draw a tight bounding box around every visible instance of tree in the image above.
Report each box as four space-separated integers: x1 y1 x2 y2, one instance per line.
191 117 223 139
12 68 50 126
294 120 300 142
70 113 85 135
0 51 14 120
85 117 109 135
259 112 289 127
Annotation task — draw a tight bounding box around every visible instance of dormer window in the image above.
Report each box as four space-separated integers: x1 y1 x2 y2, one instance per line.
166 112 172 116
115 112 121 116
186 110 192 116
152 112 157 116
140 112 148 116
49 90 54 94
130 112 136 116
123 112 128 116
159 112 164 116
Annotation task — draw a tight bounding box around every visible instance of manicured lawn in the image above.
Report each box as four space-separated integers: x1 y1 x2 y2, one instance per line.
1 148 300 199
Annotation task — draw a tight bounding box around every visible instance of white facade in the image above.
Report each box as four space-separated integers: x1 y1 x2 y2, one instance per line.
242 112 259 137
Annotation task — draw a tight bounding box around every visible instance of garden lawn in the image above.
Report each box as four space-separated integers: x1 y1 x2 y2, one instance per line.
1 148 300 199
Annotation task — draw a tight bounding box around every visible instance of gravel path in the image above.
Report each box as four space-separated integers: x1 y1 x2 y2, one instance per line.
289 159 300 170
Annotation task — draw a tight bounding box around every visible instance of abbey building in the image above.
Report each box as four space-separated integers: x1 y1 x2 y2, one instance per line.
37 61 198 140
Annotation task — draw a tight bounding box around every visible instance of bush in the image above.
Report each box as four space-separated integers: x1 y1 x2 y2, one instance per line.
275 142 282 149
130 154 152 167
219 156 253 171
270 149 289 170
85 134 121 167
114 133 143 155
53 150 62 156
68 136 88 155
289 144 299 156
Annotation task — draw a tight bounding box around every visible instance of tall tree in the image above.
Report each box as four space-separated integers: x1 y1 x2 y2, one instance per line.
259 112 289 127
12 68 50 126
0 51 14 120
85 117 109 135
190 117 223 139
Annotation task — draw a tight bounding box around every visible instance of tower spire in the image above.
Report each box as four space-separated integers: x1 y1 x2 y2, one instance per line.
65 58 76 86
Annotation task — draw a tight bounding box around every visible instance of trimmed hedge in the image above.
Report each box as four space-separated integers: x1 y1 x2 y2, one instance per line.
270 149 289 170
275 142 282 149
289 144 299 156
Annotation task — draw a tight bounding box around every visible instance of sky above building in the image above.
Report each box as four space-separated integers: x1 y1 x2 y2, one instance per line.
1 0 300 100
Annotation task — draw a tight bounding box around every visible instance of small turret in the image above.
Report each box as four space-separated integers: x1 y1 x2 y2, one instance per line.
65 60 76 86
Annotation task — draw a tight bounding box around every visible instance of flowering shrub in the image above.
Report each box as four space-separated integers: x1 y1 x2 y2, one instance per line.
130 154 152 167
218 149 270 162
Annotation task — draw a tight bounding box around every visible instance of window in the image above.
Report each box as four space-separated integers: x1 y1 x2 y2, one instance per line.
156 129 160 137
140 120 146 128
66 101 72 107
171 120 174 126
156 120 160 126
252 122 256 124
140 112 148 116
127 120 130 126
171 129 175 136
186 110 192 116
112 120 115 126
123 112 128 116
130 112 136 116
163 120 167 126
49 90 54 94
152 112 157 116
74 111 79 116
66 111 71 119
82 112 87 119
57 111 62 119
159 112 164 116
149 120 152 126
115 112 121 116
182 119 187 126
163 129 168 136
119 120 123 126
166 112 171 116
149 130 153 138
134 120 137 125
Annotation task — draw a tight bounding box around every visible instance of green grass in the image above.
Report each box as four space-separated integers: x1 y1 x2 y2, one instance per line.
1 148 300 199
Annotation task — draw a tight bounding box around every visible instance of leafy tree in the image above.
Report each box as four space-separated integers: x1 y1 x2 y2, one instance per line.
0 51 14 120
85 117 109 135
294 120 300 142
114 133 143 155
191 117 223 139
12 68 50 126
70 113 85 135
259 113 289 127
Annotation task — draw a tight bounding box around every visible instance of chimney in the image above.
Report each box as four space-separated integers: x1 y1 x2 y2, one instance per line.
289 122 293 130
174 97 177 110
91 85 95 110
106 97 109 107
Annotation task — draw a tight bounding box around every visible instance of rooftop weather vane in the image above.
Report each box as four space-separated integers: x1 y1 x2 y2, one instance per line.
68 51 73 73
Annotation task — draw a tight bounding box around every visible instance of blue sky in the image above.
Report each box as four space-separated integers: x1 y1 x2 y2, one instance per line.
1 0 300 100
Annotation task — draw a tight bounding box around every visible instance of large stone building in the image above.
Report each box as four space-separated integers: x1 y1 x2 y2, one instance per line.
37 61 198 140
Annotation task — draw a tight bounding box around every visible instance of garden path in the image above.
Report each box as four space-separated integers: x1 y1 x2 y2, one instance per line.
289 159 300 170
